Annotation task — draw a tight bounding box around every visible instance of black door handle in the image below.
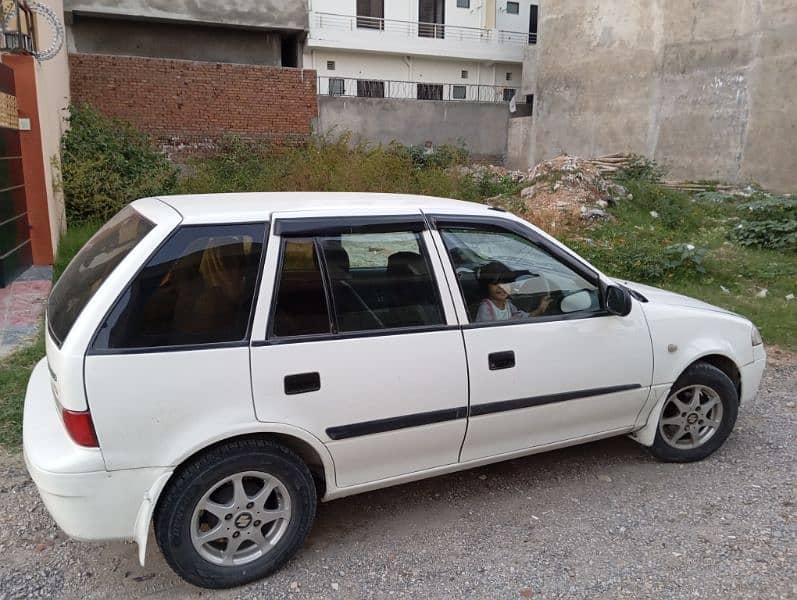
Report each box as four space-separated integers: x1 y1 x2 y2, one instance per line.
488 351 515 370
284 372 321 395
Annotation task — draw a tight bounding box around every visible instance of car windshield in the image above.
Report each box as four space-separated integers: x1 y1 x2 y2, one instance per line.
47 206 155 346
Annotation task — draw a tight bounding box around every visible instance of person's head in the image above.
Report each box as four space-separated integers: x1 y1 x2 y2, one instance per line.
478 261 515 304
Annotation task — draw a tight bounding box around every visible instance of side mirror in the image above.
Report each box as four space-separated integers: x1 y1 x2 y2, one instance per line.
560 290 593 313
605 285 633 316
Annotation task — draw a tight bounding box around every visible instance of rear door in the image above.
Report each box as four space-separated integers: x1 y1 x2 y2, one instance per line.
430 214 653 462
250 212 468 488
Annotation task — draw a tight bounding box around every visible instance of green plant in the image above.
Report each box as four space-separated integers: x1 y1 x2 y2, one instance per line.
663 243 708 274
60 104 178 224
730 194 797 250
0 331 44 448
614 155 667 183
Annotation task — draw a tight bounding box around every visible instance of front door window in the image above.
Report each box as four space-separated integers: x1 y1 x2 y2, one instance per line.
438 225 600 324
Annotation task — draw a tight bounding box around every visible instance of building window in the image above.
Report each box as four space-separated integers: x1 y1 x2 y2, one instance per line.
503 88 516 102
328 78 345 96
452 85 467 100
461 70 469 79
357 0 384 29
357 80 385 98
326 60 336 71
529 4 538 44
526 94 534 113
506 72 513 81
456 0 470 7
506 1 520 15
419 0 445 38
418 83 444 101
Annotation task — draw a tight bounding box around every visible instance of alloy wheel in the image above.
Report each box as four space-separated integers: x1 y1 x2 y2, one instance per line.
659 384 724 450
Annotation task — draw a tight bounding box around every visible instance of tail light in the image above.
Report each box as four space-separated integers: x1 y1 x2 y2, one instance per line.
60 405 99 448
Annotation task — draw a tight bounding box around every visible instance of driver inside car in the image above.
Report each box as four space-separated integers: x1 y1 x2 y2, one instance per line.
475 261 552 322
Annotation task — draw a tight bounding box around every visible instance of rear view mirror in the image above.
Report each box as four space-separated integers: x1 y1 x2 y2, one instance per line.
560 290 592 313
605 285 632 316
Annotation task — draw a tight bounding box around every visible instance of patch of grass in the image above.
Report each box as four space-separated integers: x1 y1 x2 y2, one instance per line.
567 177 797 349
0 331 44 448
0 223 99 449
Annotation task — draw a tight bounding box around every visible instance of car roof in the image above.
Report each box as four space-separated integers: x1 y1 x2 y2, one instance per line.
151 192 492 224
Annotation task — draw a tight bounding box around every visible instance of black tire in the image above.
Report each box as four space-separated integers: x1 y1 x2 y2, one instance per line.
649 362 739 463
154 438 317 589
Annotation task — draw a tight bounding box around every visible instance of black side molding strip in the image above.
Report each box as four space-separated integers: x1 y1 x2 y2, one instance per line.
469 384 642 417
325 384 642 441
327 407 467 441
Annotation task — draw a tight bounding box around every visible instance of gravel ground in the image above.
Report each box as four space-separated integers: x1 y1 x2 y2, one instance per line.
1 349 795 600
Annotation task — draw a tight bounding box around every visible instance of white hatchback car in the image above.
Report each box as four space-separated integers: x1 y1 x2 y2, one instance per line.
25 193 765 588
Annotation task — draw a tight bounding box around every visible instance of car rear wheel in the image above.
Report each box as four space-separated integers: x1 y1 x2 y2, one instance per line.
154 438 316 589
649 362 738 462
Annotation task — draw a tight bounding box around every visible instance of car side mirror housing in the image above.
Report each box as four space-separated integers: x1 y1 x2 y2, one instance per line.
605 285 633 316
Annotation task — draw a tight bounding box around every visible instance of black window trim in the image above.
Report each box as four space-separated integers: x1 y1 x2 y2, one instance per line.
427 213 613 328
265 220 451 343
86 221 270 356
275 215 426 237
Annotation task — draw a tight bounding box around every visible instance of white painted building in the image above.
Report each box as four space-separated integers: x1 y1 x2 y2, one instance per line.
305 0 538 103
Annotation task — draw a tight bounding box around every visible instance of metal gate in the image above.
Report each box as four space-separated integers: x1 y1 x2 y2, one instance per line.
0 62 29 287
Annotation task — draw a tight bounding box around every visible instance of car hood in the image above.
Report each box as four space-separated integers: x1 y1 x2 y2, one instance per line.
615 280 739 317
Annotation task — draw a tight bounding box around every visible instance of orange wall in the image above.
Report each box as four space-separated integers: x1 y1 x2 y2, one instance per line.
3 54 53 264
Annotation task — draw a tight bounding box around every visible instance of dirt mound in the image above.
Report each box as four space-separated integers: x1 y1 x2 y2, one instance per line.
519 154 630 232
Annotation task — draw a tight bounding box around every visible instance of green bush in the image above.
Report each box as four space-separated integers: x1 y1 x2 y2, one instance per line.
60 105 178 224
179 135 500 203
614 155 667 183
730 194 797 250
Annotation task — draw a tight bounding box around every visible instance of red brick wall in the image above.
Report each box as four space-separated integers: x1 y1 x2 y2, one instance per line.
68 53 318 154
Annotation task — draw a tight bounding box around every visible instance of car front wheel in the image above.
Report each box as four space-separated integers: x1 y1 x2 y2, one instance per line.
649 362 739 462
154 438 317 589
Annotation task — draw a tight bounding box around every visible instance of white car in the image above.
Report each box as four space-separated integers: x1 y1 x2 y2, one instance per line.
24 193 766 588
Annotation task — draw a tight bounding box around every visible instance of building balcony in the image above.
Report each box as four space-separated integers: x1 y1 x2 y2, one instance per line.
318 76 527 105
308 12 530 63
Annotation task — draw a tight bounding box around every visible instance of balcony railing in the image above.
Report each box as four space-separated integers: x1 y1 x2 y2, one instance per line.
312 12 530 46
319 76 521 104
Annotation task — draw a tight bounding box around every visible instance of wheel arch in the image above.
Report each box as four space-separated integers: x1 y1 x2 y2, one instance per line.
134 426 335 567
630 352 742 448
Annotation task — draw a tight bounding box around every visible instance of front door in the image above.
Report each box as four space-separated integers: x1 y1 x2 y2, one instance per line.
250 214 468 488
431 216 653 462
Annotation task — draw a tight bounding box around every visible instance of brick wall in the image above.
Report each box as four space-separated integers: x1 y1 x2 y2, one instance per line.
69 53 318 156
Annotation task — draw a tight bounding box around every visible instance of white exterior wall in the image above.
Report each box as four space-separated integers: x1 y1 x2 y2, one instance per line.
306 0 529 102
311 50 521 100
307 0 530 65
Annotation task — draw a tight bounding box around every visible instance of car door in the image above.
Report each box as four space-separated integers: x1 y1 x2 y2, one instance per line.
249 213 468 488
429 214 654 462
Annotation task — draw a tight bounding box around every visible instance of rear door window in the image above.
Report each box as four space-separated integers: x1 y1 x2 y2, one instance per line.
92 223 266 351
320 231 444 332
48 206 154 346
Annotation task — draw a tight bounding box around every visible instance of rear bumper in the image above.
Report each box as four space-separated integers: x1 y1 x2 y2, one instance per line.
740 346 766 404
23 359 168 541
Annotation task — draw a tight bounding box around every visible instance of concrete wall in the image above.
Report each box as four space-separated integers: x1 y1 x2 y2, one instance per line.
64 0 308 31
532 0 797 191
506 115 534 170
317 96 509 161
69 16 284 65
37 0 70 251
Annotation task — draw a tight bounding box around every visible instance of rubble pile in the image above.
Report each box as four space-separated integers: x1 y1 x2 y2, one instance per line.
519 154 631 226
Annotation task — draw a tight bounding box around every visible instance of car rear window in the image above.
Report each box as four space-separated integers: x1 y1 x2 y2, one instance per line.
47 206 154 346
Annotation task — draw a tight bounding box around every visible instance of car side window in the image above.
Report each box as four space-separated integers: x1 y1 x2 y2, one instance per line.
439 226 601 323
319 231 444 332
92 223 266 350
271 238 332 338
